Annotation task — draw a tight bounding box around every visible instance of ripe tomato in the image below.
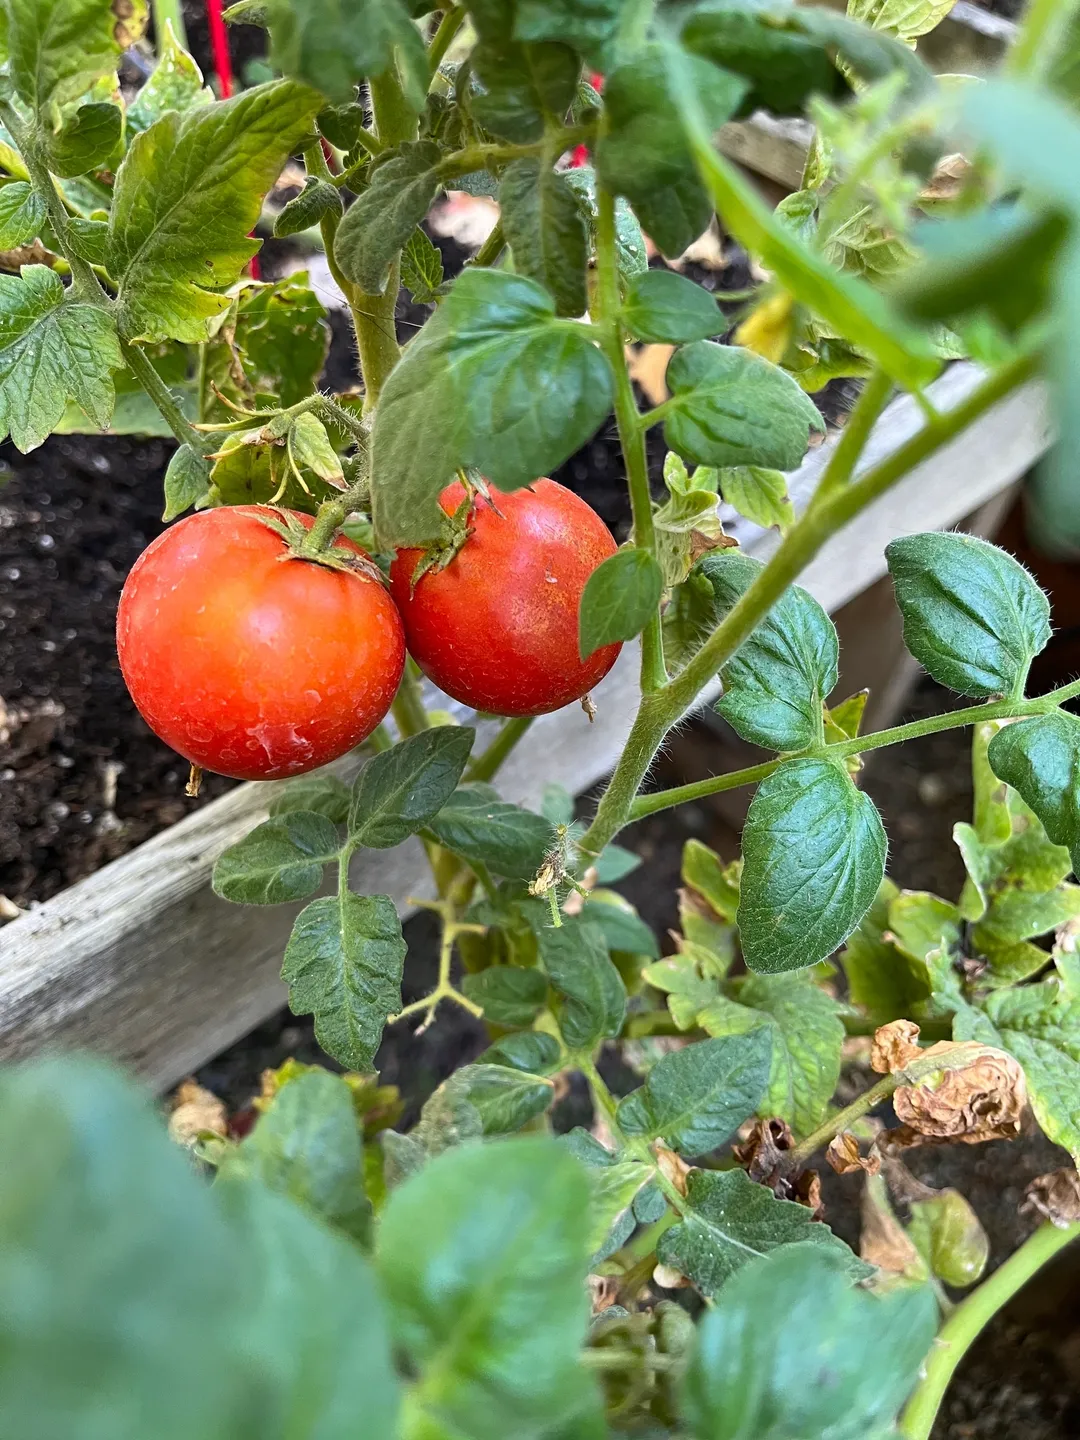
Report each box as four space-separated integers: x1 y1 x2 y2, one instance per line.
390 478 621 717
117 506 405 781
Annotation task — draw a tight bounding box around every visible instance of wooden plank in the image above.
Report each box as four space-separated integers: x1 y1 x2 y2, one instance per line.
0 365 1051 1089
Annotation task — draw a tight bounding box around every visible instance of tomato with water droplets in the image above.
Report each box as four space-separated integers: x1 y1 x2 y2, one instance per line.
117 506 405 781
390 478 621 717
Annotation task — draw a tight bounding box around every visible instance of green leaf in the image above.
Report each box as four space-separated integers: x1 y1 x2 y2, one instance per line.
281 891 406 1070
664 341 826 471
886 533 1051 698
988 712 1080 876
682 6 844 117
666 42 939 387
582 892 659 958
440 1062 554 1135
110 80 323 343
4 0 143 113
514 0 624 68
210 273 329 411
840 878 932 1025
273 175 342 237
907 1187 989 1289
317 101 364 149
562 1133 652 1261
698 975 845 1138
849 0 957 43
683 1244 937 1439
541 781 575 825
658 1169 867 1296
371 269 614 546
0 265 121 452
348 726 475 848
596 44 748 258
462 965 548 1026
480 1029 562 1073
400 224 444 301
960 80 1080 220
266 0 427 107
617 1031 772 1154
621 268 721 343
0 1056 242 1439
954 959 1080 1160
48 101 122 177
267 773 352 824
738 759 887 974
426 782 555 879
563 162 648 284
662 566 721 672
594 843 641 883
718 465 794 531
376 1139 597 1440
700 551 838 752
335 141 443 294
470 39 580 143
499 158 588 319
218 1069 370 1241
0 181 45 248
128 21 212 134
161 442 210 521
289 410 343 485
683 838 740 921
579 547 664 658
537 916 627 1051
218 1176 401 1438
212 810 341 904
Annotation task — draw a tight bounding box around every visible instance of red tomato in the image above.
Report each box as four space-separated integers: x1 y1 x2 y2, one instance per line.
390 478 621 717
117 506 405 781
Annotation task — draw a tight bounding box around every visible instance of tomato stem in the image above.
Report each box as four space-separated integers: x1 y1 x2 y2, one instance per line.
466 716 534 783
593 183 667 693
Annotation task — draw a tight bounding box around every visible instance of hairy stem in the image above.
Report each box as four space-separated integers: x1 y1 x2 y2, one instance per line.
629 675 1080 821
392 663 432 737
900 1221 1080 1440
299 470 371 554
428 5 466 77
467 716 534 783
788 1073 899 1166
815 367 893 495
122 340 213 457
576 349 1040 857
469 220 506 269
594 184 666 692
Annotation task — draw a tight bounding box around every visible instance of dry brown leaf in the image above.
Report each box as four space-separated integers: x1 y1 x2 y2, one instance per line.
826 1130 881 1176
871 1019 922 1074
168 1079 228 1147
733 1117 794 1184
860 1178 926 1276
889 1043 1026 1146
655 1144 691 1198
588 1274 622 1315
1024 1169 1080 1228
689 528 739 565
920 152 970 203
626 343 674 405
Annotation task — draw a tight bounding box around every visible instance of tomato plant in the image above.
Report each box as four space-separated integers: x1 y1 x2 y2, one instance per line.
5 0 1080 1436
117 506 405 780
390 478 621 716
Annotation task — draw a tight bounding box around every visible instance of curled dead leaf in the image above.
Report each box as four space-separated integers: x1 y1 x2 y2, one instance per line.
890 1043 1026 1146
871 1019 922 1074
733 1117 794 1184
655 1144 691 1198
1024 1169 1080 1228
860 1175 925 1278
826 1130 881 1177
168 1079 228 1148
588 1274 622 1315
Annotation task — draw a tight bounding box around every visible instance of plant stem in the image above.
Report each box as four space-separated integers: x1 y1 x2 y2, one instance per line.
299 470 371 554
390 915 486 1022
392 664 432 737
789 1073 899 1166
899 1221 1080 1440
428 4 465 76
628 674 1080 822
122 339 213 457
816 367 892 495
579 1054 687 1215
469 220 506 269
594 184 666 692
466 715 534 783
151 0 187 46
576 348 1040 858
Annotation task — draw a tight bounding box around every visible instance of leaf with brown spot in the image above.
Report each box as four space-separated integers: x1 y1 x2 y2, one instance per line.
870 1018 922 1073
